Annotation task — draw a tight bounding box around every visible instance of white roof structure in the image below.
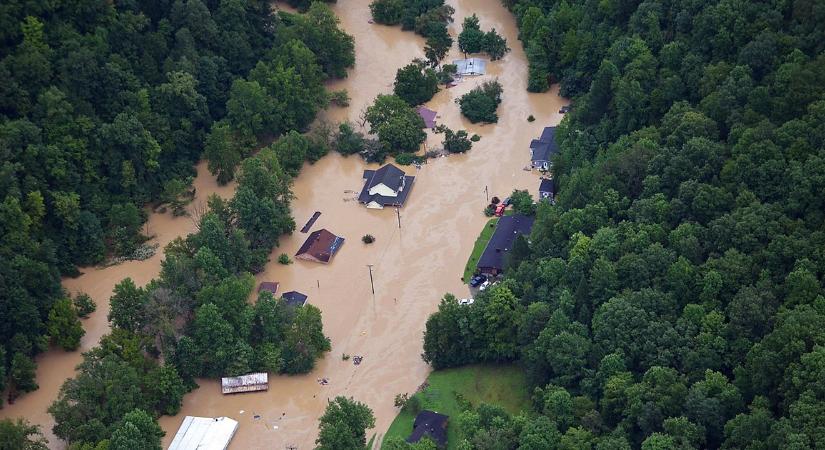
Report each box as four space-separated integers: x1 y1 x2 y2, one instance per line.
221 372 268 394
169 416 239 450
453 58 487 76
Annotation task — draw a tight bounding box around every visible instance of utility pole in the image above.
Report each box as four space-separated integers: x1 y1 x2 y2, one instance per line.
366 264 375 295
395 207 401 229
485 185 489 202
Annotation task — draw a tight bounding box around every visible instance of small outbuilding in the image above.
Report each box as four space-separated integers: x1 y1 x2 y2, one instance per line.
221 372 268 394
453 57 487 76
281 291 308 308
257 281 279 295
168 416 238 450
358 163 415 209
295 229 345 264
477 214 535 276
416 106 438 128
407 410 449 448
530 126 558 170
539 178 555 203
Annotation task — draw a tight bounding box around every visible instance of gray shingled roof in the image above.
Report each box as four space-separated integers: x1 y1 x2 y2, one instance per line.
477 214 535 272
531 127 558 162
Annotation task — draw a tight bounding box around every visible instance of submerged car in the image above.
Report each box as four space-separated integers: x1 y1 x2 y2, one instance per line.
458 298 475 306
478 280 491 291
559 105 571 113
469 274 487 287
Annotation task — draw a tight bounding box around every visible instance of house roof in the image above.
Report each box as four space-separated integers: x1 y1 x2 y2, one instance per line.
453 58 487 76
407 410 449 447
477 214 535 271
295 229 344 263
168 416 238 450
416 106 437 128
539 178 555 194
358 164 415 207
281 291 308 308
221 373 268 394
531 127 558 162
257 282 279 295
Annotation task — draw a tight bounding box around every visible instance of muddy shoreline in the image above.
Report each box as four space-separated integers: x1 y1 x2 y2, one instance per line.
0 0 567 448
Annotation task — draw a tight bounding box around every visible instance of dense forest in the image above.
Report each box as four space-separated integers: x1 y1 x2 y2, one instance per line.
0 0 351 446
421 0 825 448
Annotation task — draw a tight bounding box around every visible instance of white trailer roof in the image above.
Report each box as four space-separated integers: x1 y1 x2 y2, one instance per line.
453 58 487 76
168 416 239 450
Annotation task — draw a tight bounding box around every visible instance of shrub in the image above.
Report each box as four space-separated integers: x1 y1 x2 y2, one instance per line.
435 125 472 153
459 80 503 123
334 122 366 156
527 115 535 122
329 89 350 107
395 152 417 165
471 134 481 142
278 253 292 265
73 293 96 318
362 234 376 244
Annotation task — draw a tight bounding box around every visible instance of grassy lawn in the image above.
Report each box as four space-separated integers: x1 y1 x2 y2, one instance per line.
463 218 498 281
382 364 530 449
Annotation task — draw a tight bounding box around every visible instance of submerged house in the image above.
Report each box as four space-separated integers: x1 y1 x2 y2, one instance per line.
539 178 556 203
295 229 344 264
530 126 558 170
476 214 535 276
281 291 308 308
453 57 487 76
168 416 238 450
416 106 437 128
407 410 449 447
257 281 279 296
358 163 415 209
220 372 268 394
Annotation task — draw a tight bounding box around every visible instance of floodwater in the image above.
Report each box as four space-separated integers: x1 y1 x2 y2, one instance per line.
0 0 567 448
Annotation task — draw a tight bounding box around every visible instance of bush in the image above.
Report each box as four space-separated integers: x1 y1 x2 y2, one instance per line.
394 152 423 165
459 80 503 123
73 293 96 318
329 89 350 107
437 64 458 84
278 253 292 265
527 115 535 122
334 122 366 156
394 59 439 106
369 0 404 25
471 134 481 142
435 125 472 153
362 234 376 244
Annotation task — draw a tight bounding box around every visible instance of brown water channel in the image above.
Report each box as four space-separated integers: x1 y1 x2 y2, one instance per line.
0 0 567 447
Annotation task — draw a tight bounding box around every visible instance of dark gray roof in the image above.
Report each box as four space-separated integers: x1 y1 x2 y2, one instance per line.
281 291 308 308
531 127 558 162
539 178 555 194
477 214 535 271
407 410 448 447
358 164 415 207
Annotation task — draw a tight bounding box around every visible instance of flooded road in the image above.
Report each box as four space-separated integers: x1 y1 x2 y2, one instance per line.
0 0 567 448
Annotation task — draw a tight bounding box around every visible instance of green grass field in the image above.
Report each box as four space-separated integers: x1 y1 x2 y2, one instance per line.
382 364 530 449
463 218 499 281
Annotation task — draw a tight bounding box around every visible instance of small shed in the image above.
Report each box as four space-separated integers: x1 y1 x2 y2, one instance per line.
453 58 487 76
220 372 268 394
281 291 308 308
416 106 437 128
295 229 345 264
407 410 449 447
257 282 279 295
168 416 238 450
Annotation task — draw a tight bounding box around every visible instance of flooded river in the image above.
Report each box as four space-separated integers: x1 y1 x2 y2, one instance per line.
0 0 566 448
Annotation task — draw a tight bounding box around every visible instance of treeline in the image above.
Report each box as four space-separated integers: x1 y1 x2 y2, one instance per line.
421 0 825 448
0 0 350 410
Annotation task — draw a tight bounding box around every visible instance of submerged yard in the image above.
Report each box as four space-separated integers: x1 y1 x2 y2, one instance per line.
382 364 530 448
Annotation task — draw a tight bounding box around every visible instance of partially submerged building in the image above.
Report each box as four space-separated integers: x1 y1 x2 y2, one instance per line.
453 57 487 76
530 126 558 170
281 290 308 308
416 106 437 128
539 178 556 203
168 416 238 450
476 214 535 276
221 372 268 394
257 281 279 296
407 410 449 447
358 163 415 209
295 229 345 264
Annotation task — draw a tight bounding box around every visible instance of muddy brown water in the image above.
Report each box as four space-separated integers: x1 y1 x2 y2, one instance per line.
0 0 567 448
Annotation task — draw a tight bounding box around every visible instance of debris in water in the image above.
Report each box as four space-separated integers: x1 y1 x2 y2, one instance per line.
353 355 364 365
273 425 279 430
239 410 245 414
253 415 261 420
